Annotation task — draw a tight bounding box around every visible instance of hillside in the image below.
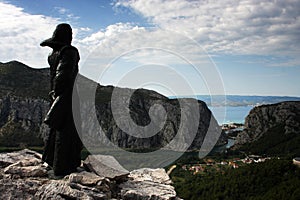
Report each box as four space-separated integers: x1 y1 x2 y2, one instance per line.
0 61 49 99
171 158 300 200
234 101 300 156
0 61 226 151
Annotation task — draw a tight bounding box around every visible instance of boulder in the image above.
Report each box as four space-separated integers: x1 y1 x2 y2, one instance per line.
120 168 176 200
2 149 47 178
128 168 172 185
68 171 106 186
83 155 129 181
4 164 47 177
0 148 42 167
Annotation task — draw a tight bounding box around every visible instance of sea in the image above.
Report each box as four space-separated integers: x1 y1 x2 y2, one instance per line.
209 106 254 125
209 106 254 151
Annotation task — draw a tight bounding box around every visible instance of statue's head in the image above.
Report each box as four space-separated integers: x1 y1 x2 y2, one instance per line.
40 23 72 48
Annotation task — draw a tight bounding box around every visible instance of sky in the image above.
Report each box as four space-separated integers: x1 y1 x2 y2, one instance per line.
0 0 300 97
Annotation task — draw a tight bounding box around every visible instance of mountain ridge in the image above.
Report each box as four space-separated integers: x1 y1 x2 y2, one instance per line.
0 61 226 151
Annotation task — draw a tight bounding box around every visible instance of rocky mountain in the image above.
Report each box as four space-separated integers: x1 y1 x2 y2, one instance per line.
234 101 300 156
0 61 50 146
0 149 180 199
0 61 226 150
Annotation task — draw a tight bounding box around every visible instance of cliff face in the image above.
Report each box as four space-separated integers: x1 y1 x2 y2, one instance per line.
0 61 50 146
0 95 49 146
234 101 300 155
93 88 226 151
0 61 226 150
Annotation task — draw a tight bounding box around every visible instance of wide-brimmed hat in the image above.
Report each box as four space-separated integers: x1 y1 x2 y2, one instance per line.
40 23 72 47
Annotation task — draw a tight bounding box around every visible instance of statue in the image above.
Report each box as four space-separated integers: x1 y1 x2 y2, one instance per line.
40 23 82 177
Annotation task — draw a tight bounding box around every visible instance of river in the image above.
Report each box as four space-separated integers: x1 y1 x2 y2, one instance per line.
208 106 253 151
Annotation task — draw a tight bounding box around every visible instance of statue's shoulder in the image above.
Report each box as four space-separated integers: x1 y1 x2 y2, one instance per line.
60 45 78 54
59 45 80 60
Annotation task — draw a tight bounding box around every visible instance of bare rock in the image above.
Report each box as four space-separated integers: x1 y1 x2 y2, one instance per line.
69 171 106 186
35 180 108 200
83 155 129 181
129 168 172 185
120 168 177 200
0 149 179 199
0 171 48 200
235 101 300 147
2 149 47 177
0 148 42 167
4 164 47 177
121 181 176 200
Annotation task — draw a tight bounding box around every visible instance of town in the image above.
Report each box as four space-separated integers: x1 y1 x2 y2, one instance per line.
182 155 273 175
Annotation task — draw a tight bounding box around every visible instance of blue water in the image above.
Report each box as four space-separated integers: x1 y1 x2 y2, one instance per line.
209 106 254 124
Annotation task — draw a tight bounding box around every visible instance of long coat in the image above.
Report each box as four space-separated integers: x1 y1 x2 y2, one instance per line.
42 44 82 176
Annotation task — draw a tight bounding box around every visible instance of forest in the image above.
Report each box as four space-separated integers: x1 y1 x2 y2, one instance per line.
170 158 300 200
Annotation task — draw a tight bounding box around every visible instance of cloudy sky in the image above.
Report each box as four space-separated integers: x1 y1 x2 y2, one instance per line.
0 0 299 97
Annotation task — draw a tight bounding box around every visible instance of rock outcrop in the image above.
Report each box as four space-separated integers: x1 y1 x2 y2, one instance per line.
0 149 181 200
0 95 49 146
0 61 226 150
234 101 300 155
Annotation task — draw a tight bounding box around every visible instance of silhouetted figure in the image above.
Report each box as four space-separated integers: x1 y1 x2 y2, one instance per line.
40 23 82 176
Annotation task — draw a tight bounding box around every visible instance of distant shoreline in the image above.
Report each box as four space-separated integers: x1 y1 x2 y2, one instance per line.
169 95 300 107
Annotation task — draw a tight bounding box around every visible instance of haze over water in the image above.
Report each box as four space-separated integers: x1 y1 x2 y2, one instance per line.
210 106 253 125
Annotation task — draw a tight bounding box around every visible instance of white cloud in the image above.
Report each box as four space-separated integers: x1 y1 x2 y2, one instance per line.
54 7 68 15
0 2 86 68
76 24 223 96
115 0 300 65
1 0 298 72
54 6 80 22
0 2 59 67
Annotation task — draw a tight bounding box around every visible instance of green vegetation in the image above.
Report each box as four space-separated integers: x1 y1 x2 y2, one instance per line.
0 121 43 147
171 158 300 200
0 61 49 99
240 124 300 157
0 146 43 153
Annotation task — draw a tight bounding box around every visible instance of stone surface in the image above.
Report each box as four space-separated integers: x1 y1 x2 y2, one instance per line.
35 180 109 200
4 163 47 177
0 148 42 167
83 154 129 180
0 176 48 200
68 171 106 186
0 149 179 199
129 168 172 185
120 168 176 200
1 149 47 177
121 181 177 200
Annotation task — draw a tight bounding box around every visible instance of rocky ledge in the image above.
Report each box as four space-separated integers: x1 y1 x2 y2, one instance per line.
0 149 180 200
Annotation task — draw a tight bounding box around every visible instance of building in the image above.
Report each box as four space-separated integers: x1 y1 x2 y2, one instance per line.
293 157 300 167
